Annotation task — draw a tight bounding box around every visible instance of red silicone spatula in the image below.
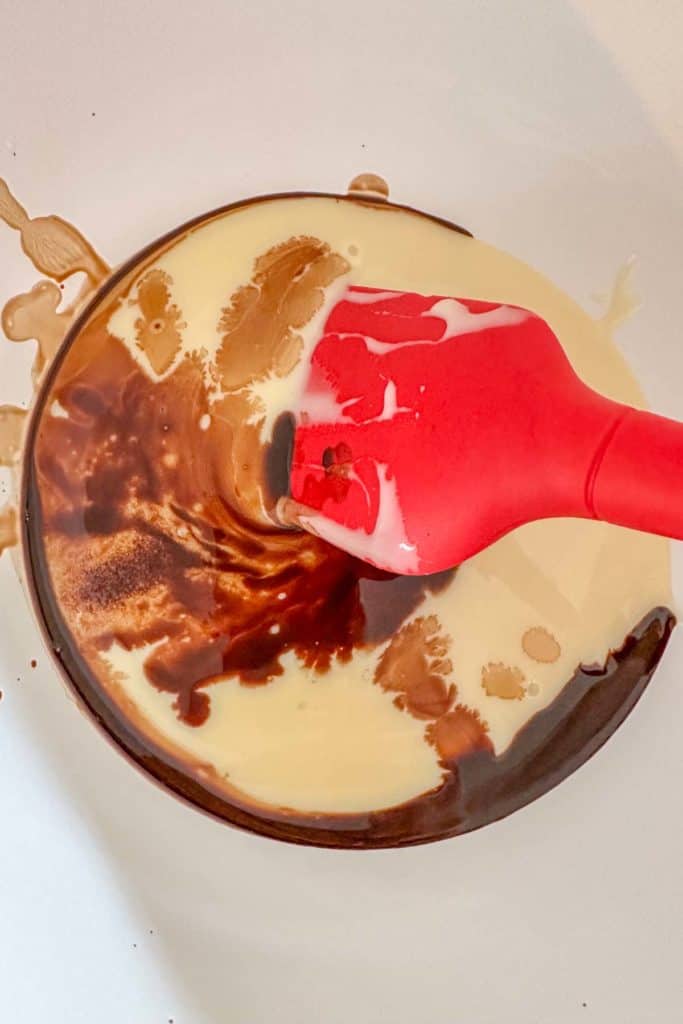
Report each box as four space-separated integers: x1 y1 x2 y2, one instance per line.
285 286 683 575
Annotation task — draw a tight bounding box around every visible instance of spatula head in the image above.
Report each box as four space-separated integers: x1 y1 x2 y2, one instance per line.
288 286 598 574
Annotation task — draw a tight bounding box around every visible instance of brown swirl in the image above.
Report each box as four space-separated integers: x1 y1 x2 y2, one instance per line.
34 236 456 730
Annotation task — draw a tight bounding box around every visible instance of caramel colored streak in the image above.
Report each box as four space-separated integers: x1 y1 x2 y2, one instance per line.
0 505 17 555
0 178 109 284
0 177 29 229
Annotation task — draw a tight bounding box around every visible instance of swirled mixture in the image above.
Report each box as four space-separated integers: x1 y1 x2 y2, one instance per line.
23 189 673 842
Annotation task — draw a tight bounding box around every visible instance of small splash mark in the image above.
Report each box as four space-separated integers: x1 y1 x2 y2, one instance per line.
527 681 540 697
522 626 561 664
601 257 640 331
481 661 526 700
0 689 3 701
30 659 37 668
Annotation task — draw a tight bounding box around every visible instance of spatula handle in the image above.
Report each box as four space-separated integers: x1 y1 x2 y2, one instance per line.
592 407 683 540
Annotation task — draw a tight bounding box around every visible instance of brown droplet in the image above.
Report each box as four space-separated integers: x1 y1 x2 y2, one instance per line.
427 705 492 762
30 659 37 668
522 626 561 664
347 173 389 199
481 661 526 700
